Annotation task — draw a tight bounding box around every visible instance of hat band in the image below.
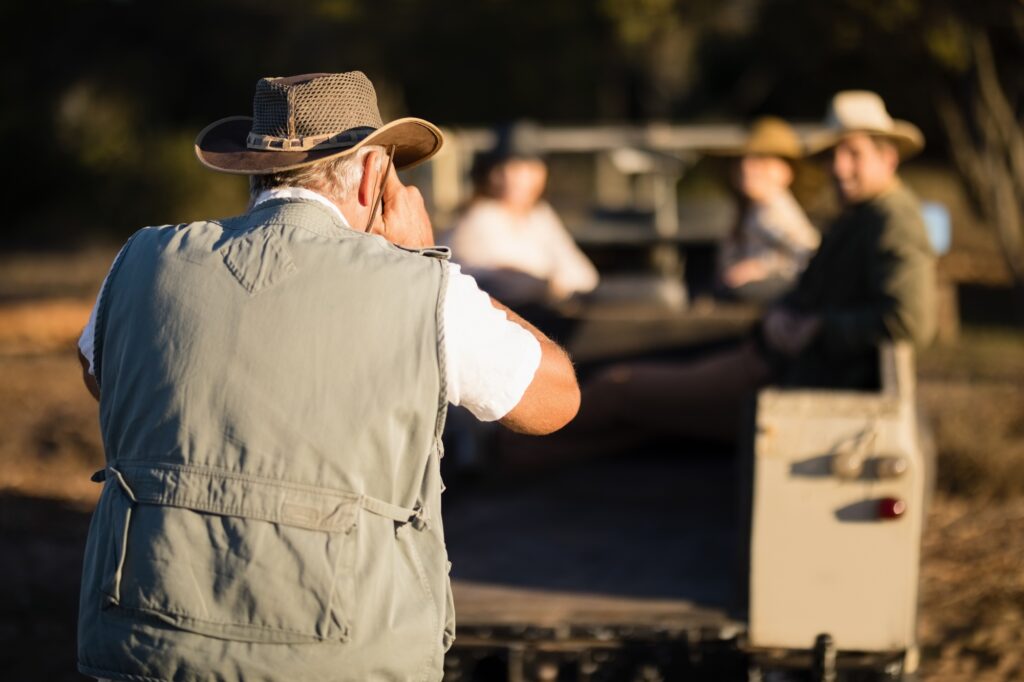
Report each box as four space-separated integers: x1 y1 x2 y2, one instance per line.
246 127 374 152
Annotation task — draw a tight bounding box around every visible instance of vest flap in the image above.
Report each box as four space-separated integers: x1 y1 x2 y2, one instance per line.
97 477 354 645
116 463 360 532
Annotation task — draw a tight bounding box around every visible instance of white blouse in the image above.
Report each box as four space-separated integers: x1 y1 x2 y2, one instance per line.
445 199 599 300
720 190 820 280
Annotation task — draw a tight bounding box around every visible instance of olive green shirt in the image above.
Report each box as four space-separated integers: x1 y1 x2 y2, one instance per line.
778 182 936 388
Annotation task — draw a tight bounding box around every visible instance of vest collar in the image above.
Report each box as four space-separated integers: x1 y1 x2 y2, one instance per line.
251 187 358 238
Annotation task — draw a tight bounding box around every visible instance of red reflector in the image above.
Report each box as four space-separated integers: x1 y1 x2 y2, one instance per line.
878 497 906 519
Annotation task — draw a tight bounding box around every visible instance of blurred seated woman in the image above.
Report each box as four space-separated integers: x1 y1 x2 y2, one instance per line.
445 132 599 307
715 117 820 304
442 131 599 477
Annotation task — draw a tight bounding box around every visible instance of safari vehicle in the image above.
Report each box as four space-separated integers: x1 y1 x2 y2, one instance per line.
430 125 934 681
441 335 930 682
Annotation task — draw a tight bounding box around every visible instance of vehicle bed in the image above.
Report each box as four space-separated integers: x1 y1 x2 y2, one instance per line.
443 451 747 679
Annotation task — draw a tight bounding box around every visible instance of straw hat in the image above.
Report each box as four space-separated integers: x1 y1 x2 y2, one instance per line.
806 90 924 159
195 71 443 175
706 116 804 160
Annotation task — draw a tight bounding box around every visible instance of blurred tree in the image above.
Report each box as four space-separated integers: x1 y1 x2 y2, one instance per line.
933 17 1024 288
598 0 747 118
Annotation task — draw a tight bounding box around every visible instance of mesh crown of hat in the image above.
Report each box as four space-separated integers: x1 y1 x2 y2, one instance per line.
251 72 385 139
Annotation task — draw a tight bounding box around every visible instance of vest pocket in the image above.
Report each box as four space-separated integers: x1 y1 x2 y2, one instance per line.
96 467 358 644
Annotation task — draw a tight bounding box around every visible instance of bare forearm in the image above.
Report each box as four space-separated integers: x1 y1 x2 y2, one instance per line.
490 298 581 435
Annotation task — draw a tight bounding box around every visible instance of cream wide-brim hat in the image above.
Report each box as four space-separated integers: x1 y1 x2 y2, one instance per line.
805 90 924 159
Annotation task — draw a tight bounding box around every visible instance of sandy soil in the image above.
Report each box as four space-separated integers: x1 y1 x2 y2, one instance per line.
917 496 1024 681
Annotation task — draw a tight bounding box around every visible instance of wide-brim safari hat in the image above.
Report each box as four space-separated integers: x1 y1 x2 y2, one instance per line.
704 116 804 160
805 90 924 159
195 71 444 175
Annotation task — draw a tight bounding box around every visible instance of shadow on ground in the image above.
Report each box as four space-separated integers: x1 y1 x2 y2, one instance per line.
0 493 93 682
444 451 742 612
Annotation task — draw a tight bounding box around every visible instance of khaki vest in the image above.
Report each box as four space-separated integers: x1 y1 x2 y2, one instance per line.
78 199 454 682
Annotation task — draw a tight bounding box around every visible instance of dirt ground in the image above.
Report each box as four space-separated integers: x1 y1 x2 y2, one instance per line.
1 248 1022 681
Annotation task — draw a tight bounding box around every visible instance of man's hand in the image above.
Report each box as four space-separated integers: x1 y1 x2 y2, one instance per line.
372 165 435 249
763 308 822 357
723 258 768 288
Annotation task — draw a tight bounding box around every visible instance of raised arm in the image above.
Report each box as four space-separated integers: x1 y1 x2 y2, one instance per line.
816 216 936 354
490 298 581 435
370 161 581 435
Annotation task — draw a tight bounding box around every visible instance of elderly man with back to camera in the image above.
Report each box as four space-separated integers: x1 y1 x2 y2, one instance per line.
75 71 580 682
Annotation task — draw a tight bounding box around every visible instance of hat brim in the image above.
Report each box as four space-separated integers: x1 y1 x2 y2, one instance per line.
805 120 924 159
194 116 444 175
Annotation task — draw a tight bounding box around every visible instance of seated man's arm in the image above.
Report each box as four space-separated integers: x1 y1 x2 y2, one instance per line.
817 218 937 354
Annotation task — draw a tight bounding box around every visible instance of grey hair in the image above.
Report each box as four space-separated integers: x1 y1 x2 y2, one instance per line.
249 144 384 202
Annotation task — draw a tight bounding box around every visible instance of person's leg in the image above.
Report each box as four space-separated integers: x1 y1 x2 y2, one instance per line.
496 374 644 472
728 275 794 305
593 340 772 443
498 341 773 470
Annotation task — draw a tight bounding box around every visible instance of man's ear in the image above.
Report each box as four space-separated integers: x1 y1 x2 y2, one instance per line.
874 138 900 173
779 159 795 186
357 150 381 207
886 147 901 174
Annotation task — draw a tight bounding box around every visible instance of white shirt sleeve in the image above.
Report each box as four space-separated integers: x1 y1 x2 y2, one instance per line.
443 263 542 421
79 245 129 377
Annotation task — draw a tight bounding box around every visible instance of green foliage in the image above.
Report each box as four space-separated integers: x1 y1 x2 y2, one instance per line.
924 17 972 73
601 0 681 49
